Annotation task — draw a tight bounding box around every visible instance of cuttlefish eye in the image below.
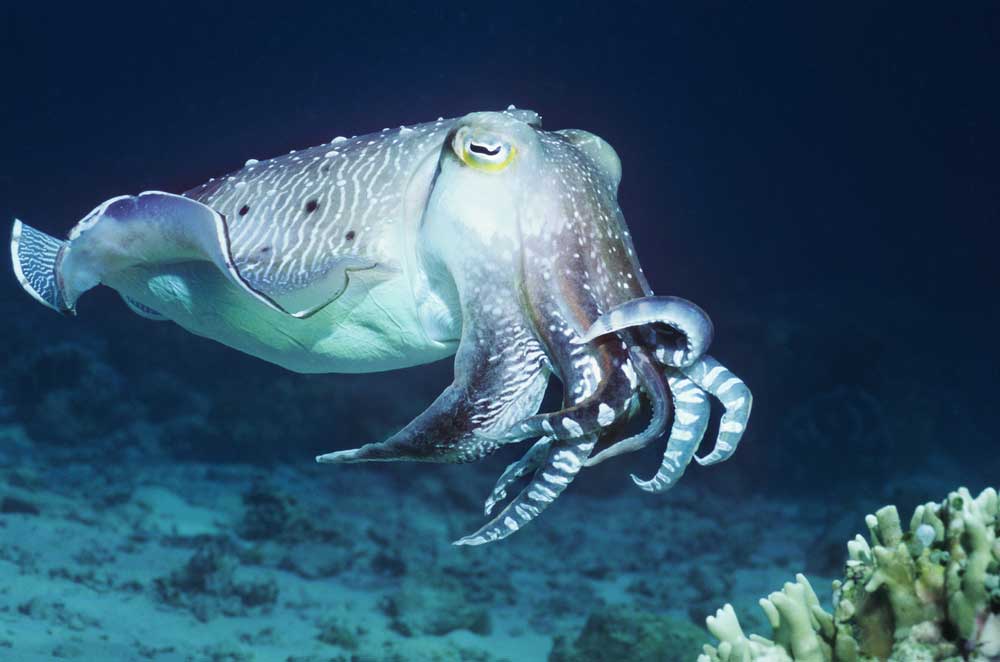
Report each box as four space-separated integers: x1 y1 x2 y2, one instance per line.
454 129 516 172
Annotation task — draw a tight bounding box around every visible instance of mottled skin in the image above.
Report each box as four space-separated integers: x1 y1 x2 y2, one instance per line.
178 116 467 373
10 108 752 544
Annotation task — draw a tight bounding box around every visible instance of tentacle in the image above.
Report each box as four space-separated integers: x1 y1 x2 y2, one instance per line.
585 345 670 466
681 354 752 466
316 305 550 464
454 435 597 546
501 342 638 444
484 437 552 516
630 370 711 492
576 296 713 368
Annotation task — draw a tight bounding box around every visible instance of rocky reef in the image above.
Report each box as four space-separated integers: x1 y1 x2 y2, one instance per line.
700 486 1000 661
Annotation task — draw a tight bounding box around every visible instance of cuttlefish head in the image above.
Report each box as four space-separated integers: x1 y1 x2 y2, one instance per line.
421 111 544 255
419 109 637 322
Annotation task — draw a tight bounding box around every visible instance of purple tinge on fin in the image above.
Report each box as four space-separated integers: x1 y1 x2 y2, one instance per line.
11 192 297 317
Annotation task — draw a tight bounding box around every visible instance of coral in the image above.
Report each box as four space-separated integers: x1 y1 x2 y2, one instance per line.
700 487 1000 662
549 605 706 661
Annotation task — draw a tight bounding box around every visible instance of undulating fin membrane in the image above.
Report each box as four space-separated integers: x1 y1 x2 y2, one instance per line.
10 219 70 313
12 191 295 317
121 294 166 321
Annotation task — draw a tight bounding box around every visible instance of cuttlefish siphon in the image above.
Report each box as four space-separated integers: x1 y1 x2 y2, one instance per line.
10 107 751 545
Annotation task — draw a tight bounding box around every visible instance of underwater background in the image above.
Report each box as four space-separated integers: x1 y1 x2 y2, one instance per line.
1 3 997 660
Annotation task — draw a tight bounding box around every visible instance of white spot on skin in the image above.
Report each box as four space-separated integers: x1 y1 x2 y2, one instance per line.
244 158 259 166
597 403 615 426
554 450 581 470
542 472 570 486
622 361 638 389
703 366 728 387
725 397 746 410
720 421 744 433
717 378 743 394
676 390 705 404
562 417 584 437
533 483 557 499
676 410 700 425
671 429 694 441
527 490 552 503
504 516 519 531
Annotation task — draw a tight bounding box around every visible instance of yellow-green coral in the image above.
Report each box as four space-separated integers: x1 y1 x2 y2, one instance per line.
700 487 999 662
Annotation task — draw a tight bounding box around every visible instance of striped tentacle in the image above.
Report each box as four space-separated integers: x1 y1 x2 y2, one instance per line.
585 344 670 466
631 369 711 492
454 435 597 546
681 354 752 466
576 295 714 368
501 348 637 444
484 436 552 516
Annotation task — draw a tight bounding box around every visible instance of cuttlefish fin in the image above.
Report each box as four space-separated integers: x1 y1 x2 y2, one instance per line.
317 312 550 464
10 191 288 316
10 219 71 313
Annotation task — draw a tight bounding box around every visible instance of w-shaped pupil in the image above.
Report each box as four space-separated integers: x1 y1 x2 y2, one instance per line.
470 143 502 156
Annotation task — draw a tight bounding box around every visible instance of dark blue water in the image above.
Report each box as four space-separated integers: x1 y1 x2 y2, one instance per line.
1 4 997 660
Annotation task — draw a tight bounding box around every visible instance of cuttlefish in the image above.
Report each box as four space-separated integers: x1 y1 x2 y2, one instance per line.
10 107 751 545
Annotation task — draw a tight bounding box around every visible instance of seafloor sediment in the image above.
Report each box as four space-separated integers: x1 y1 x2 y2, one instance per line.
0 290 985 661
0 419 831 661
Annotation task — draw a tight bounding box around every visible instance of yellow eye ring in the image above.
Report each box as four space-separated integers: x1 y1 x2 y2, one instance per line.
460 141 516 172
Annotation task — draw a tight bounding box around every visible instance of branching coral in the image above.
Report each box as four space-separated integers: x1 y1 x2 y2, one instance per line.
700 487 1000 662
